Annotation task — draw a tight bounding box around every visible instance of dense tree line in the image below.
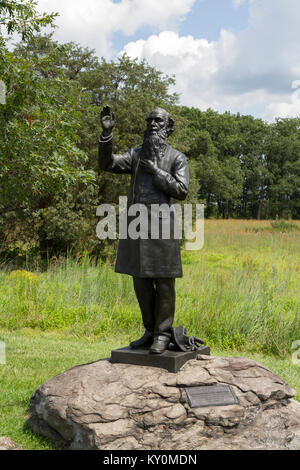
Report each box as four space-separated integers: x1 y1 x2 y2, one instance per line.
0 3 299 260
181 108 300 220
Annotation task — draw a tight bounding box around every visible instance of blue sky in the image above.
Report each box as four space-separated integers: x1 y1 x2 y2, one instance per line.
111 0 250 50
34 0 300 121
180 0 249 39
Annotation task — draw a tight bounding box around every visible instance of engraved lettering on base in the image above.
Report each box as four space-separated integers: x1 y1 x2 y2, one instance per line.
185 384 239 408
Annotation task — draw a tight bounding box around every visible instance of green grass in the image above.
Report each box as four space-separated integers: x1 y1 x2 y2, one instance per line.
0 328 299 450
0 328 133 450
0 219 299 449
246 220 300 233
0 220 299 355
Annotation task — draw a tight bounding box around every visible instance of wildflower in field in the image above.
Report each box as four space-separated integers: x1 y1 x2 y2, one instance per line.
9 270 39 282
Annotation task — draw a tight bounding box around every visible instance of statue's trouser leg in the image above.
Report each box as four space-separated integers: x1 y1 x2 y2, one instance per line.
133 278 156 333
153 278 175 339
133 277 175 339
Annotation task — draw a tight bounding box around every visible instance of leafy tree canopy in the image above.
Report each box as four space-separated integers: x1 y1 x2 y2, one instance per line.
0 0 57 40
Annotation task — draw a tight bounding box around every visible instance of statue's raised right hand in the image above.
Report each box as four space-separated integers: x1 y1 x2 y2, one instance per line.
100 106 116 136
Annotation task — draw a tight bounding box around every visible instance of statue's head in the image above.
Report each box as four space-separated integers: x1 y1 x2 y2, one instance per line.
145 108 174 139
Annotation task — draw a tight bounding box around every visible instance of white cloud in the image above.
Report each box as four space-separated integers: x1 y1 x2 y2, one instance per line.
10 0 296 120
37 0 195 56
264 83 300 122
122 0 300 121
122 30 237 111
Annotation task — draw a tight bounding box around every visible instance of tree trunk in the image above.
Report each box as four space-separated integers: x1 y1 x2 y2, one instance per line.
257 199 263 220
206 194 211 217
225 201 230 219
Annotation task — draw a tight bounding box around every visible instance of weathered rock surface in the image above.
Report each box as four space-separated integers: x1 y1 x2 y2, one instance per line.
0 437 22 450
27 355 300 450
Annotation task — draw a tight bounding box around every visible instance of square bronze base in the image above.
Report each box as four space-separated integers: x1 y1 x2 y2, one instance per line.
110 345 210 373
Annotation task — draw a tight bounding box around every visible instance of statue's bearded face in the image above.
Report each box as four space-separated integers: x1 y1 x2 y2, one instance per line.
142 112 168 160
146 113 168 138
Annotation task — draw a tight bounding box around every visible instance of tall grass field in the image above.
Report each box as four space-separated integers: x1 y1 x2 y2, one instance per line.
0 219 299 355
0 219 299 450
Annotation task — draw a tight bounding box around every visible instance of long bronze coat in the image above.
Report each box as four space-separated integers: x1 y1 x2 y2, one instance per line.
99 136 189 278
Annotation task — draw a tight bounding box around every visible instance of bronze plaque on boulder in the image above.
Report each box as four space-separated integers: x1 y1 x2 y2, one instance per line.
185 384 239 408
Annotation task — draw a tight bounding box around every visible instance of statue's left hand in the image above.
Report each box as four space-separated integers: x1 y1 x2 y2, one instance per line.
140 158 158 175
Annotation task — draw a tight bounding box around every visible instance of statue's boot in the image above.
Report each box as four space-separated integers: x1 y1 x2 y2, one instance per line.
149 335 170 354
130 330 153 349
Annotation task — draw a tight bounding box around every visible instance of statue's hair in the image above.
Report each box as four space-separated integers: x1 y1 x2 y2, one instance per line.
146 108 174 137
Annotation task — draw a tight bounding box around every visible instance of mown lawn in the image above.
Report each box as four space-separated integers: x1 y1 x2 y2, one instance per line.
0 329 131 450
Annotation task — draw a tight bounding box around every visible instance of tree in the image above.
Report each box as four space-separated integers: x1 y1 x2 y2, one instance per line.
265 118 300 219
0 37 95 258
236 114 270 219
0 0 57 40
180 107 244 218
0 35 187 260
